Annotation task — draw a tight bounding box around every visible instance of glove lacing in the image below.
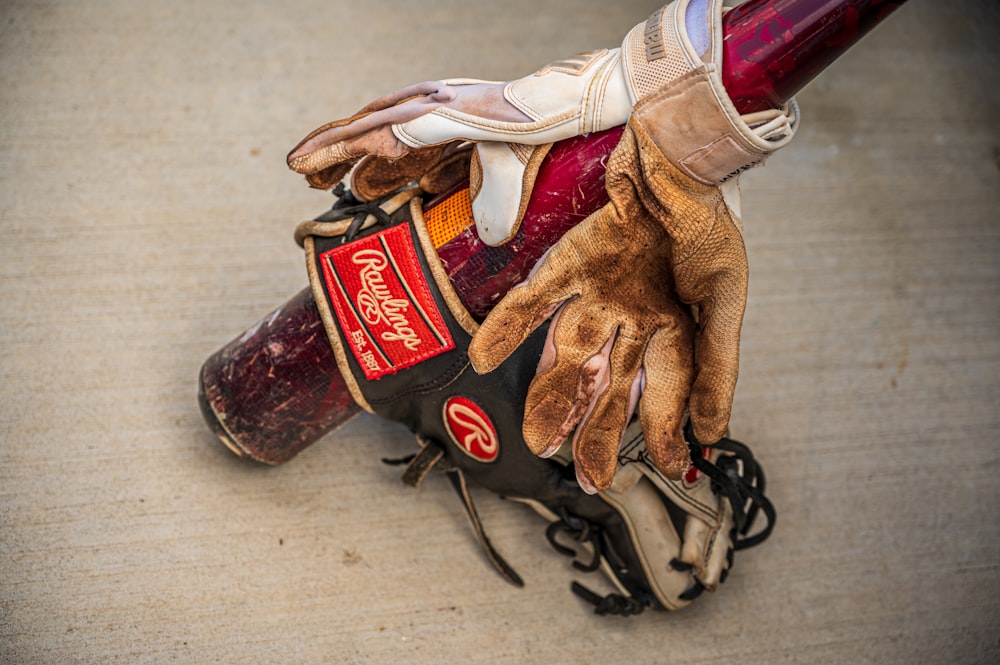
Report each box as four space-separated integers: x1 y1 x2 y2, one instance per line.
570 581 652 617
560 427 776 616
294 183 419 247
546 506 656 616
684 423 776 551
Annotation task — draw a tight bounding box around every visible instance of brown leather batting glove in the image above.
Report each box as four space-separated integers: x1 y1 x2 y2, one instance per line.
468 117 748 492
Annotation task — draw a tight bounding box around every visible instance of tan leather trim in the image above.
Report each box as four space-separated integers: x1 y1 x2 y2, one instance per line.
303 236 374 413
633 67 762 185
680 134 761 185
409 197 480 337
469 146 483 202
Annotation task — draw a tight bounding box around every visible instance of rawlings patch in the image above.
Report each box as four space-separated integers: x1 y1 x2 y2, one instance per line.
320 225 454 380
443 396 499 463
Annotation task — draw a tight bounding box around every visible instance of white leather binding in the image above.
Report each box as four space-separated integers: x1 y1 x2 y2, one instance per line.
471 142 533 246
392 50 632 149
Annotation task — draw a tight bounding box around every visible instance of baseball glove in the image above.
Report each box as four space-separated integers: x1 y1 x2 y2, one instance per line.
297 183 775 615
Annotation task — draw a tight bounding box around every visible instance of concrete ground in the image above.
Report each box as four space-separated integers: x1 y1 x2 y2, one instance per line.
2 0 998 663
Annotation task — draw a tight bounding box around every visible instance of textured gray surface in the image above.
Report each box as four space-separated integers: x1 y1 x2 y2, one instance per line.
2 0 998 663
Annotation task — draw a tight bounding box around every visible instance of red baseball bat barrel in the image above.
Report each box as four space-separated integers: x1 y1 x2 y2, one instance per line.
200 0 908 464
722 0 909 113
199 288 360 463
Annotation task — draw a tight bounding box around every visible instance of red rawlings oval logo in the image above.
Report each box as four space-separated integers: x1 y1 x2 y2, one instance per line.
443 397 499 463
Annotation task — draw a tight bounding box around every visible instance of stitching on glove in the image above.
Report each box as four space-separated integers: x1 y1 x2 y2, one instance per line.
365 355 471 406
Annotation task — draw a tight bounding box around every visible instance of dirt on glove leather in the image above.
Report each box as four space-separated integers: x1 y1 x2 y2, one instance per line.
468 116 747 492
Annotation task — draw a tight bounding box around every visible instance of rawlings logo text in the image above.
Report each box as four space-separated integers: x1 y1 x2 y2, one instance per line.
320 224 454 381
352 249 422 351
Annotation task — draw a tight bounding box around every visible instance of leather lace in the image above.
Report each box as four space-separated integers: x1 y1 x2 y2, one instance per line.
557 426 776 616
